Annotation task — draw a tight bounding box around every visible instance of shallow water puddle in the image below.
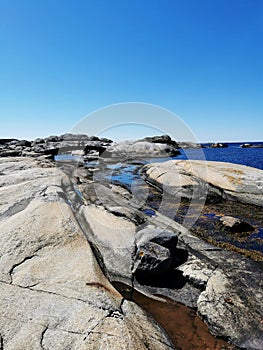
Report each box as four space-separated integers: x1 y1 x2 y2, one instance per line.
133 291 237 350
114 282 235 350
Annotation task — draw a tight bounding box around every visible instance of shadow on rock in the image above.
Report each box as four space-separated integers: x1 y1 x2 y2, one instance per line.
171 248 189 268
135 268 188 289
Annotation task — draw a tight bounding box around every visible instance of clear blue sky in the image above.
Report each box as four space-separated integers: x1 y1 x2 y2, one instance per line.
1 0 262 142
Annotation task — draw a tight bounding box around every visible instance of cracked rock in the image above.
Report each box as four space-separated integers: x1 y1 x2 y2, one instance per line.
0 157 176 350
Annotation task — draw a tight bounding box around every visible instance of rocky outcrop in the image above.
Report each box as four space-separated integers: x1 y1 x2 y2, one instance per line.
211 142 228 148
0 134 182 161
103 139 180 159
0 134 113 160
1 151 263 349
0 157 175 349
72 174 263 349
240 143 263 148
133 241 172 277
133 227 180 278
142 160 263 206
81 204 137 284
138 135 179 147
137 215 263 349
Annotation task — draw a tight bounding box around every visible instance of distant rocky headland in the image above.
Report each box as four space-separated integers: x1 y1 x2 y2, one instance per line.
1 134 263 161
0 134 181 160
0 133 263 349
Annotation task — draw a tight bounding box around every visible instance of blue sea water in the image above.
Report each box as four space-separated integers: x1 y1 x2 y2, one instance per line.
55 142 263 253
56 142 263 187
174 142 263 170
105 142 263 186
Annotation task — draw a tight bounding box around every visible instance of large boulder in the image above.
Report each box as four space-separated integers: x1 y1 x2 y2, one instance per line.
135 227 178 253
133 241 172 277
143 160 263 206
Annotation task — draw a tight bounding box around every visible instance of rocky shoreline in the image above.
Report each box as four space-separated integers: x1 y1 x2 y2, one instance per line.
1 134 263 159
0 134 263 349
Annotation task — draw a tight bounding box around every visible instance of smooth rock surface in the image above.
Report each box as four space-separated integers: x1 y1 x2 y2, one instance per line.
77 175 263 349
81 205 136 284
0 157 175 350
2 152 263 349
177 233 263 349
143 160 263 205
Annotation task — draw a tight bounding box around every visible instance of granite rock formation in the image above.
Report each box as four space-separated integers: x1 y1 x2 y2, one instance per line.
1 137 263 349
0 157 175 350
142 160 263 206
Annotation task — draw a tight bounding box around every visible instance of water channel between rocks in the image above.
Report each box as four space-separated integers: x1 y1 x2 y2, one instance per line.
92 159 262 349
94 158 263 260
113 282 236 350
56 155 262 349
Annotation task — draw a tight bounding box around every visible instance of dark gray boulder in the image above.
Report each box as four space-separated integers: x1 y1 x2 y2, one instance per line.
219 215 255 233
16 140 32 147
0 139 18 145
0 150 21 157
136 227 178 253
133 241 172 277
